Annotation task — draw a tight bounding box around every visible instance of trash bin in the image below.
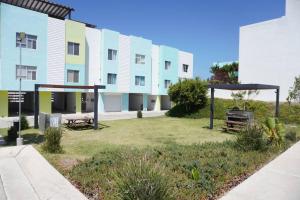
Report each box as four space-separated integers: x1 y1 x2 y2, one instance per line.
39 113 62 132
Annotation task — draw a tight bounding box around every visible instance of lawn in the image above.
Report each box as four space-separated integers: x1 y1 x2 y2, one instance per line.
1 116 298 200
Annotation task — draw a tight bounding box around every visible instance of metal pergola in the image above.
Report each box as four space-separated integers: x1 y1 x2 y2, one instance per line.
208 84 280 129
0 0 74 19
34 84 105 130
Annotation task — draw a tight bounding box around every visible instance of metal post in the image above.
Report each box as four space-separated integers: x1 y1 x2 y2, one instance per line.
94 86 98 130
17 32 25 146
34 84 39 129
275 88 280 118
210 88 215 129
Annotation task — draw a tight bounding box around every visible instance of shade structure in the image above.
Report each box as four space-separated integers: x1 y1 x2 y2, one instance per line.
208 84 280 129
34 84 106 130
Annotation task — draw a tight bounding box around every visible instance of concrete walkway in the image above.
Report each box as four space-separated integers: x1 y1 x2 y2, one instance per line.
0 111 167 128
0 145 87 200
220 141 300 200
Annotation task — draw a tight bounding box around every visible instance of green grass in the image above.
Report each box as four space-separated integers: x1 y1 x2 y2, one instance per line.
40 117 233 163
1 116 299 199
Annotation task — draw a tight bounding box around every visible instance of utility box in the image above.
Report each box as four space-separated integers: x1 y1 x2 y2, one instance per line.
39 113 62 132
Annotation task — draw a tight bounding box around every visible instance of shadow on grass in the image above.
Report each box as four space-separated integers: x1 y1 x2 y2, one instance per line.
64 123 110 131
4 132 44 147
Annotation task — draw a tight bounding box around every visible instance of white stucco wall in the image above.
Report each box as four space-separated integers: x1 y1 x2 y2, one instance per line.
118 34 131 93
151 45 160 95
85 27 101 86
178 51 193 79
47 17 65 89
239 0 300 101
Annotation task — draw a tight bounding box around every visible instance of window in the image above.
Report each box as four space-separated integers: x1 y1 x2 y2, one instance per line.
16 65 37 80
135 76 145 86
67 42 80 55
108 49 117 60
165 61 171 70
165 80 171 89
107 73 117 84
16 33 37 49
183 64 189 73
67 70 79 83
135 54 145 64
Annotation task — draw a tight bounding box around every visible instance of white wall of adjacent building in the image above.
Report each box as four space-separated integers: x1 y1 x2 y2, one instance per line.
118 34 131 93
47 17 65 89
239 0 300 101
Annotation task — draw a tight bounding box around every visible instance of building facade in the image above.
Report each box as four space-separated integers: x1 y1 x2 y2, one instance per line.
239 0 300 101
0 1 193 117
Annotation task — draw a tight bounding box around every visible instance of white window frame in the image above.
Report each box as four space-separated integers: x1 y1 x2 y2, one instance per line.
164 80 171 89
135 54 146 64
183 64 189 73
108 49 117 60
67 42 80 56
16 65 37 80
67 70 79 83
135 76 145 86
165 61 171 70
16 33 37 49
107 73 117 85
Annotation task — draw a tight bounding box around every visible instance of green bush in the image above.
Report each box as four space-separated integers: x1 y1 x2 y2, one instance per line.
42 127 63 153
115 159 174 200
137 110 143 118
21 115 29 130
6 126 18 142
262 118 284 146
167 98 300 125
285 130 297 142
168 78 208 112
235 125 268 151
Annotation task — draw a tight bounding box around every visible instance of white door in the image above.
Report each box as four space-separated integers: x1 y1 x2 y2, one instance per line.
104 95 121 112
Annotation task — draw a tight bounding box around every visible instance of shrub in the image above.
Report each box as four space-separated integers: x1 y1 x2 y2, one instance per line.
235 125 268 151
21 115 29 130
168 78 208 112
285 130 297 142
137 110 143 118
115 159 173 200
42 127 63 153
6 126 18 142
262 118 284 146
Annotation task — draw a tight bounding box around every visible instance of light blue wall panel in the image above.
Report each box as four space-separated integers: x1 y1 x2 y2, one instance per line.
143 94 148 111
122 93 129 111
159 46 179 95
101 29 119 93
0 3 48 91
98 93 104 112
129 36 152 94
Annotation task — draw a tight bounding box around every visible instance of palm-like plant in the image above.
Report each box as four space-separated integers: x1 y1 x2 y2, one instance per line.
262 117 284 145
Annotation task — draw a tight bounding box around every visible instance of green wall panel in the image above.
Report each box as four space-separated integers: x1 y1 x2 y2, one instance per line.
0 91 8 117
39 91 51 114
75 92 81 113
65 20 86 65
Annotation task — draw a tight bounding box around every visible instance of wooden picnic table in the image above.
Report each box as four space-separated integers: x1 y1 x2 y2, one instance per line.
65 116 94 127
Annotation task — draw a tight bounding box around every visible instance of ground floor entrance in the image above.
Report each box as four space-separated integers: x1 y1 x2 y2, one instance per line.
0 90 172 117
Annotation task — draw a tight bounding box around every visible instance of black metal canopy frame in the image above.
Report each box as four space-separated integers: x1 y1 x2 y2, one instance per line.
208 84 280 129
34 84 105 130
0 0 74 19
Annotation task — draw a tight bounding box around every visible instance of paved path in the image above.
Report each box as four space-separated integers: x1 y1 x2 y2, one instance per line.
0 145 87 200
220 141 300 200
0 111 167 128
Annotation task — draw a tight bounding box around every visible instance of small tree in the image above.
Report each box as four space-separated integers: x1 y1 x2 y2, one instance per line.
287 75 300 103
168 78 208 112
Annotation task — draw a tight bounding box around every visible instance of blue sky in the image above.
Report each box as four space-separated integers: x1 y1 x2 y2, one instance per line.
56 0 285 79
